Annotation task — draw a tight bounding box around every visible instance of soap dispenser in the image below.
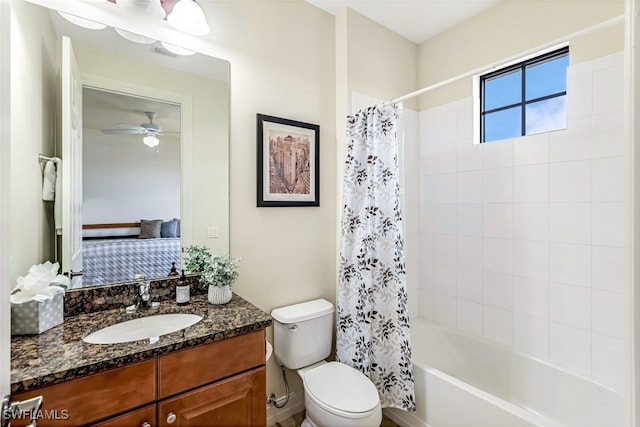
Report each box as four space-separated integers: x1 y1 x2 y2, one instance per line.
176 269 190 306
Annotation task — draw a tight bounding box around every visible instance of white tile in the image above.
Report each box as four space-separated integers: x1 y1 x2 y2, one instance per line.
549 160 592 202
592 246 628 293
419 260 434 291
514 164 548 203
566 73 593 120
457 203 483 237
549 203 591 245
406 258 419 291
419 175 434 204
514 313 549 360
457 143 483 172
456 100 474 140
483 168 513 203
432 144 457 174
514 133 549 166
549 117 592 162
549 282 591 329
592 202 627 247
457 300 483 337
593 65 624 115
408 287 420 319
433 109 459 145
549 323 591 376
434 293 457 327
483 271 513 310
514 203 549 241
457 267 483 303
483 203 513 239
549 243 591 287
456 236 483 270
592 289 628 339
434 234 457 266
404 204 419 234
592 157 627 202
434 204 458 234
513 240 548 281
434 263 457 296
592 333 628 392
483 238 513 275
419 290 434 320
419 203 434 233
419 232 434 263
483 138 514 169
433 173 457 204
592 111 625 158
513 276 549 319
457 171 483 203
483 306 513 347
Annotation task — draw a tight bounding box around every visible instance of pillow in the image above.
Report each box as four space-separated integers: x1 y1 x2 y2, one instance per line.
161 219 178 238
138 219 162 239
173 218 181 237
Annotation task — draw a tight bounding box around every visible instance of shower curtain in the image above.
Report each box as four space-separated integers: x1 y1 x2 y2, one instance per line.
337 103 415 412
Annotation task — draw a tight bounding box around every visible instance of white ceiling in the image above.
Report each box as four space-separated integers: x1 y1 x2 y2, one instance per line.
305 0 501 44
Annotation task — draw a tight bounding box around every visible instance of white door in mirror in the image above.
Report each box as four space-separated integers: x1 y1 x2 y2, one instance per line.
83 313 202 344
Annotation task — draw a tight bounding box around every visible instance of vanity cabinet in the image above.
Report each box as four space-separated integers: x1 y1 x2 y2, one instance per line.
11 331 266 427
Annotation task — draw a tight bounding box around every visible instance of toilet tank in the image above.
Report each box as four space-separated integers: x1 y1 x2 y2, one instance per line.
271 299 334 369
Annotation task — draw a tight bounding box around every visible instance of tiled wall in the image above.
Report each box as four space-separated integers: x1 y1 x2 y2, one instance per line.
403 52 629 391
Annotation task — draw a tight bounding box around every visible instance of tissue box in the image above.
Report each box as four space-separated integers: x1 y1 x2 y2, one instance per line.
11 292 64 335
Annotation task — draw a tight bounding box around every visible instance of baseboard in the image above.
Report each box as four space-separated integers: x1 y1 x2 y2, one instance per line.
384 407 429 427
266 390 305 426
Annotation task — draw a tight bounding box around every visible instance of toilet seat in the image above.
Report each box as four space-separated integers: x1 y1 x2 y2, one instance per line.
303 362 380 418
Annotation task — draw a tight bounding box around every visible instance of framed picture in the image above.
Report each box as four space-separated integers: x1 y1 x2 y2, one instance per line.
257 114 320 207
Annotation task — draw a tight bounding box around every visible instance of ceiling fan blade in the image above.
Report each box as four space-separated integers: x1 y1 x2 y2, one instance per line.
101 128 146 135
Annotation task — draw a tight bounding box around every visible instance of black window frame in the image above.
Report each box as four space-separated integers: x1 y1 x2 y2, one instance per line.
480 46 569 143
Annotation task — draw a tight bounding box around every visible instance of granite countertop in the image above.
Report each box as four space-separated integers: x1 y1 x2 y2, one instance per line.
10 293 272 394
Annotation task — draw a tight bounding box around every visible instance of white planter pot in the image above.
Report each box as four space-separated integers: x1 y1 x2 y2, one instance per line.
207 284 232 304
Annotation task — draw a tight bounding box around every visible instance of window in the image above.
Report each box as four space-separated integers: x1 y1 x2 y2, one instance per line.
480 47 569 143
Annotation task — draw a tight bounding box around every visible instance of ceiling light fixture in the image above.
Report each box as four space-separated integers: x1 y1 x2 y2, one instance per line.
143 135 160 147
117 0 166 21
160 41 196 56
167 0 210 36
58 12 108 30
114 28 156 44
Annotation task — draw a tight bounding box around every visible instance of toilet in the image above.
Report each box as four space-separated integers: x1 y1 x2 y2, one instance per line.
271 299 382 427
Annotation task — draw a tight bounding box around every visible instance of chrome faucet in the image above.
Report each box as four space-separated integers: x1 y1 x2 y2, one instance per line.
129 273 151 311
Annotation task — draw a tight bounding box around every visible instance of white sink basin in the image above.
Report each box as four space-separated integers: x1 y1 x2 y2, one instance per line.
83 313 203 344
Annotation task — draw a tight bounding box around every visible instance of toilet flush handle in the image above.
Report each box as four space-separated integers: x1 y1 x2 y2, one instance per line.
289 324 298 332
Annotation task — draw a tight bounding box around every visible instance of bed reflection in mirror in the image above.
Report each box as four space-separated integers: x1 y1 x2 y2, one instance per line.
81 89 182 286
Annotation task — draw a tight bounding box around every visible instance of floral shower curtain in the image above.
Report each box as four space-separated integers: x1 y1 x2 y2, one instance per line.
337 103 415 412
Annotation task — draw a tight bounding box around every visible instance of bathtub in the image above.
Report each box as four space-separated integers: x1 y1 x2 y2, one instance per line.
385 318 626 427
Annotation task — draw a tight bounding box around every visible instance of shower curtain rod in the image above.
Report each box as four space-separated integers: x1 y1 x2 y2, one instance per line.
386 14 624 105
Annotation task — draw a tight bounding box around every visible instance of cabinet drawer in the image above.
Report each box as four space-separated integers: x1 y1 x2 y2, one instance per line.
93 404 156 427
12 359 156 426
158 367 266 427
158 331 265 398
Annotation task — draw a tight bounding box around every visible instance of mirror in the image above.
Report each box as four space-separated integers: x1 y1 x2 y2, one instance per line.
31 3 230 288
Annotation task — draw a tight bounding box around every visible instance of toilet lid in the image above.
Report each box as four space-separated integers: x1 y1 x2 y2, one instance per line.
304 362 379 414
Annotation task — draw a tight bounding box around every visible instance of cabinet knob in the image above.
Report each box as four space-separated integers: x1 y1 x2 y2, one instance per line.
166 412 177 424
141 423 151 427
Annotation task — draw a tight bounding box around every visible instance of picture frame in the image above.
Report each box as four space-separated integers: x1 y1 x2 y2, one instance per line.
257 114 320 207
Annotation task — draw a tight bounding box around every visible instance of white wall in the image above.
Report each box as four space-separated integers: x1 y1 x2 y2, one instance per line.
9 1 57 283
415 52 629 395
83 129 180 224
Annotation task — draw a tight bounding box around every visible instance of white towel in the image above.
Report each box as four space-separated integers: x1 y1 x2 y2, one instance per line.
53 158 62 235
42 160 56 201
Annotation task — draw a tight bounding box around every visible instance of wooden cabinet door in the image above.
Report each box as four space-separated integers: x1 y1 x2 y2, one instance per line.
158 367 266 427
92 404 156 427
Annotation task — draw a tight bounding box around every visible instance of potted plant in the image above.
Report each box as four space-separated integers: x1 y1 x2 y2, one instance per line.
184 246 240 305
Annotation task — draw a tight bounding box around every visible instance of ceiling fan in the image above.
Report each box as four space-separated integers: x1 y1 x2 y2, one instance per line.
101 111 164 147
